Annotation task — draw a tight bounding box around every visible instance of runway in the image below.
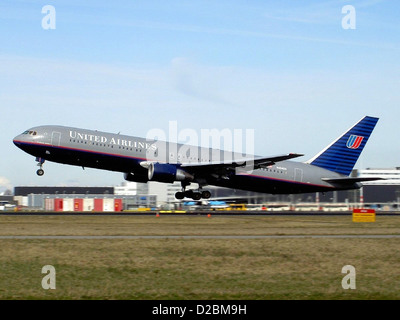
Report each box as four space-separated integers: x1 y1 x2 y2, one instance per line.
1 234 400 239
2 211 400 216
1 213 399 240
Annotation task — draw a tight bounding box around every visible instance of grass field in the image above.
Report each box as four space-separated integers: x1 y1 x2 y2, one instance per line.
0 214 400 299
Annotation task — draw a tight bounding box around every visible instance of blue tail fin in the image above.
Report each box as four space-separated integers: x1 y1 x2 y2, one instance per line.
306 116 379 176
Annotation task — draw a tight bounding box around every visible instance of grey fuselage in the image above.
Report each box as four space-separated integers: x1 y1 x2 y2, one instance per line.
13 125 360 194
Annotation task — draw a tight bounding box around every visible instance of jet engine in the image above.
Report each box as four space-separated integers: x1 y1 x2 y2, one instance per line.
147 162 194 183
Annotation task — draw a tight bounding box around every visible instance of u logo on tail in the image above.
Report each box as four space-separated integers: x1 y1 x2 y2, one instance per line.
346 135 364 149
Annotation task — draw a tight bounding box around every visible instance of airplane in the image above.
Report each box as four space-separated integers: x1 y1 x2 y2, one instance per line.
13 116 382 200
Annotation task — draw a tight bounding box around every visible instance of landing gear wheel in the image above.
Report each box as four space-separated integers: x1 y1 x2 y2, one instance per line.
35 157 45 177
191 192 202 200
201 191 211 199
184 190 194 198
175 192 184 200
175 183 213 200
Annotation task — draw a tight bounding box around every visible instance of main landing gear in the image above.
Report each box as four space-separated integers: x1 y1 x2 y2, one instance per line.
36 157 45 176
175 182 211 200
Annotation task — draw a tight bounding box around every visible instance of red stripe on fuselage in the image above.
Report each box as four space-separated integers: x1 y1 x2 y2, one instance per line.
13 140 148 161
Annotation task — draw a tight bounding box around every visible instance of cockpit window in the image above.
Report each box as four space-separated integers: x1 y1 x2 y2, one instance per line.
22 130 37 136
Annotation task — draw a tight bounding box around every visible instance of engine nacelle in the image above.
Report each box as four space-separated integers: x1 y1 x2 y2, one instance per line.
148 162 194 183
124 172 149 183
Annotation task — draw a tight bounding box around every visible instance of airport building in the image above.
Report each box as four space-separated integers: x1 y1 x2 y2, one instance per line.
14 186 114 197
357 168 400 204
13 184 157 211
357 168 400 185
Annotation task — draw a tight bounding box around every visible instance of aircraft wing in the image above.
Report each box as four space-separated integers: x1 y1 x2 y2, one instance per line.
180 153 304 171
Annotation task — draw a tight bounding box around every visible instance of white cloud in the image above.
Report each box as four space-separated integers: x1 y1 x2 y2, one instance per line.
0 177 12 191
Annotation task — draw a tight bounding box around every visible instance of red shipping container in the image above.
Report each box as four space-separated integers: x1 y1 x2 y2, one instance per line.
94 199 103 212
114 199 122 212
74 199 83 212
54 198 63 212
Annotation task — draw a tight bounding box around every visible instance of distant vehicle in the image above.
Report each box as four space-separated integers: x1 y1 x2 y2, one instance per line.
14 116 383 200
208 201 229 210
183 200 228 210
0 201 15 211
227 204 247 211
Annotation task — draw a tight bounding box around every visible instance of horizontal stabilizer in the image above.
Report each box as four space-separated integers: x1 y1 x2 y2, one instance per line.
322 177 385 185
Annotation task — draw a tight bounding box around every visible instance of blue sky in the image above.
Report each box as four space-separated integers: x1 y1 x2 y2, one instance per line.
1 0 399 191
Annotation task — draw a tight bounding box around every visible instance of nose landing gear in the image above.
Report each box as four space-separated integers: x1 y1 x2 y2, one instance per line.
36 157 45 176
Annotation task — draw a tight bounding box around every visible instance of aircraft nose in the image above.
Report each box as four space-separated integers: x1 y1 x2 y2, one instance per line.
13 134 24 147
13 136 20 146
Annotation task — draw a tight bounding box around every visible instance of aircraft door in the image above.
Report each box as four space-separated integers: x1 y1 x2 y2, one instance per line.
51 131 61 146
294 168 303 182
167 143 177 164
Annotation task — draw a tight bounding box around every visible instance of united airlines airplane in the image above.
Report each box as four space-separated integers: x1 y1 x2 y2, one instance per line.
13 116 381 200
